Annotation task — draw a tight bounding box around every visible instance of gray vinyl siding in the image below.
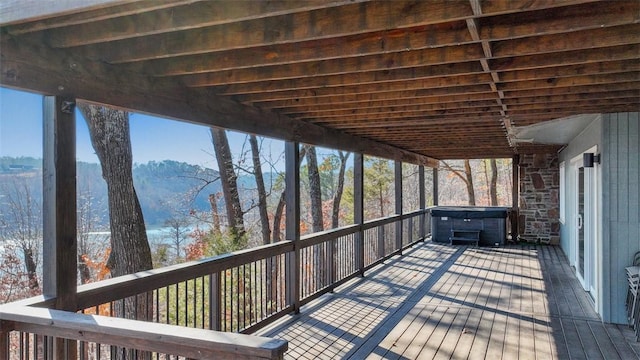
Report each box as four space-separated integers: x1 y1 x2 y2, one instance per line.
602 112 640 324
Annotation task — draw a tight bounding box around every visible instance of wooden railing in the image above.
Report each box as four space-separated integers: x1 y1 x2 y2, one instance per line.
0 208 432 359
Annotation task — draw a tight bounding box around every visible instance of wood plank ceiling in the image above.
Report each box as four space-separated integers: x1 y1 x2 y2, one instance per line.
1 0 638 160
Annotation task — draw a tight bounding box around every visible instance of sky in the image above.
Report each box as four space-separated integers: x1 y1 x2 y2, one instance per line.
0 87 285 171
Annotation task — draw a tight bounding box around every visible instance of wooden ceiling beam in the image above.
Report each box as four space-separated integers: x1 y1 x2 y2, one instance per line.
502 81 640 99
281 99 499 117
492 24 640 58
491 44 640 72
351 128 506 137
499 72 640 92
502 90 640 106
303 108 502 122
479 1 639 40
256 85 494 109
509 104 639 117
0 0 128 26
210 62 484 95
128 24 472 76
181 25 639 87
59 0 597 64
0 33 437 167
291 102 501 120
3 1 193 32
507 98 640 111
274 94 500 114
22 1 369 45
327 118 500 130
118 3 636 78
183 44 485 87
244 73 494 110
72 0 474 63
464 0 511 147
498 59 640 83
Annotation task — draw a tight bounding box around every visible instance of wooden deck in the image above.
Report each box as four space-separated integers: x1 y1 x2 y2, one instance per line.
258 242 640 359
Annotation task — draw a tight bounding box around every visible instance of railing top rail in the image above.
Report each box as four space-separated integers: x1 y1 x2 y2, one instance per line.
0 305 287 360
15 208 435 310
74 240 293 310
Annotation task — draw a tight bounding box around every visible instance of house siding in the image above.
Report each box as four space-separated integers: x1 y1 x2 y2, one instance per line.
602 112 640 324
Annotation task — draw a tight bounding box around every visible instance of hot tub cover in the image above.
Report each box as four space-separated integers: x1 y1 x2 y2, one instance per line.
430 206 509 219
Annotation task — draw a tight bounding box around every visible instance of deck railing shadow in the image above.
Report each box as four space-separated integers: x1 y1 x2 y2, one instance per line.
0 208 433 359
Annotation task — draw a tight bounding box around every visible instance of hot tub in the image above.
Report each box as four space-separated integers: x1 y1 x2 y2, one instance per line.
430 206 509 246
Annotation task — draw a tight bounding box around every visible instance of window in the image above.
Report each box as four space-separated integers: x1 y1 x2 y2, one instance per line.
559 161 565 223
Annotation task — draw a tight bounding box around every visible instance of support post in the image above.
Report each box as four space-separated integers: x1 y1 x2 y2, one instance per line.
0 321 10 360
354 153 365 276
512 155 520 242
419 165 426 240
285 142 301 313
43 96 77 360
433 167 439 206
395 161 403 253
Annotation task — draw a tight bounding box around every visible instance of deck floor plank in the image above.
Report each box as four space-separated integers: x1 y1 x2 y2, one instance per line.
258 242 640 359
399 306 447 360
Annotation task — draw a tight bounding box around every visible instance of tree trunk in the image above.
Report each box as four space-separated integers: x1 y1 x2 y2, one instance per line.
250 135 271 245
464 160 476 206
331 152 350 229
78 254 91 284
79 104 152 278
305 145 324 233
208 193 222 234
483 160 491 205
304 145 325 289
22 247 39 289
79 104 152 359
210 128 246 246
490 159 499 206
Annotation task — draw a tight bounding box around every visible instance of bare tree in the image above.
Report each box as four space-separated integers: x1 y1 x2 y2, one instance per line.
210 128 246 246
77 184 108 284
441 160 476 206
331 151 350 228
79 104 153 278
163 216 191 260
0 177 41 290
490 159 499 206
208 193 222 234
305 145 324 233
250 135 271 245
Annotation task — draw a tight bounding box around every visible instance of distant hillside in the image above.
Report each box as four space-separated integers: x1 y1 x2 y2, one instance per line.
1 157 229 227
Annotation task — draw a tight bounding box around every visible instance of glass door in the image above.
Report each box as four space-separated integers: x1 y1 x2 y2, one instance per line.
577 167 585 280
575 156 596 299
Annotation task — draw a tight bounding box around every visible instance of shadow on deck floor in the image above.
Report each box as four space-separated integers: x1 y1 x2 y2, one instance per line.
258 242 640 359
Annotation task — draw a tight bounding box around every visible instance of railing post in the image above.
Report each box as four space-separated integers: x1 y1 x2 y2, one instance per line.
433 167 439 206
378 225 385 259
0 321 10 360
354 153 365 276
512 155 520 242
210 272 221 331
285 142 301 313
419 165 426 241
395 161 403 253
43 96 78 360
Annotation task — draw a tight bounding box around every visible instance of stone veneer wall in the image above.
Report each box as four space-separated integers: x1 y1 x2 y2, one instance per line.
518 153 560 244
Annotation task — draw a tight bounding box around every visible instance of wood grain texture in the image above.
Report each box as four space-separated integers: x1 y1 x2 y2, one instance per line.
259 242 639 359
0 306 287 359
